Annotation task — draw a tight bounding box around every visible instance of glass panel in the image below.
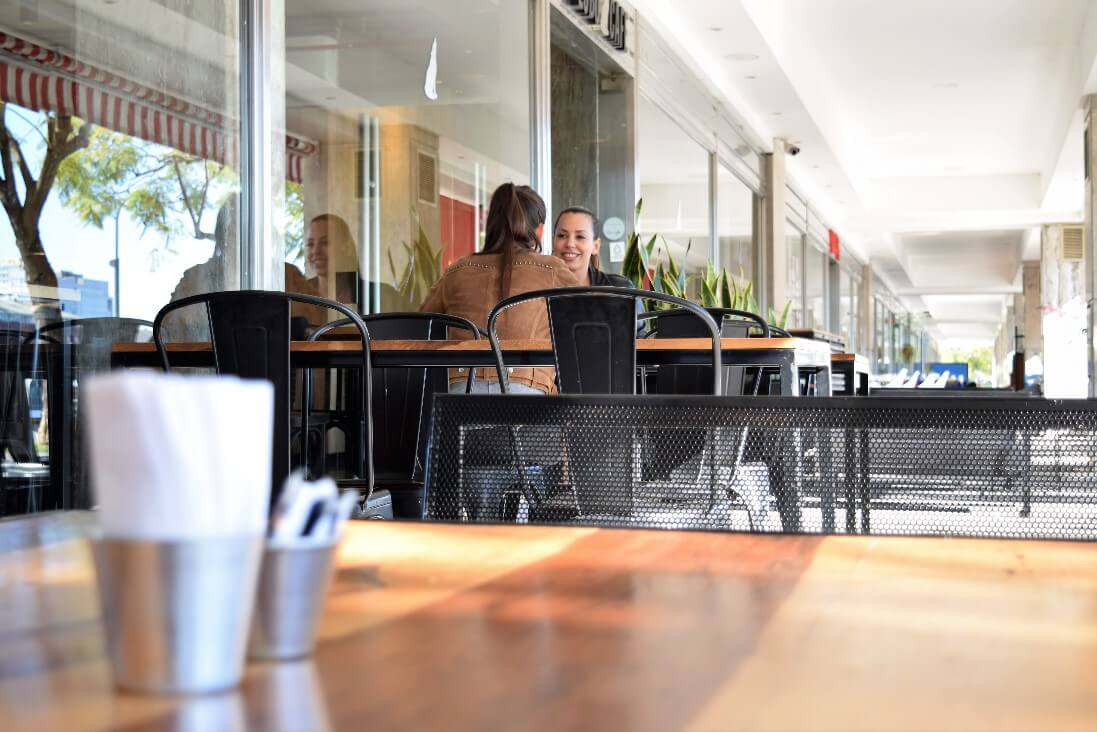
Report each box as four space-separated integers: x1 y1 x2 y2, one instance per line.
279 0 531 315
551 8 634 277
785 223 803 328
717 164 753 290
0 3 241 513
805 245 826 331
637 94 711 290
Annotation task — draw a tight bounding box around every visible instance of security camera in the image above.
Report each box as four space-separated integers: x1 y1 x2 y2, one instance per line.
784 142 801 156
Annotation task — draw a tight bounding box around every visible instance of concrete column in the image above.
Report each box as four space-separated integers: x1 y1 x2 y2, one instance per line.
858 265 874 359
761 145 787 314
1022 261 1041 363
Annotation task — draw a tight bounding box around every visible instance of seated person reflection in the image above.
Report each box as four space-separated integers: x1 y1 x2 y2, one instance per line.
306 214 359 308
168 195 317 340
419 183 579 394
552 206 630 287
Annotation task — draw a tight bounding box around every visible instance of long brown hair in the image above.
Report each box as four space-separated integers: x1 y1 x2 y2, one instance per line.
480 183 546 299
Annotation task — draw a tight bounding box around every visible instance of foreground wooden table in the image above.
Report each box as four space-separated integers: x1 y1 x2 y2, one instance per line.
3 513 1095 731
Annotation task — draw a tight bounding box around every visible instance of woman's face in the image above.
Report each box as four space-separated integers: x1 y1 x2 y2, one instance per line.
305 220 329 278
553 212 601 278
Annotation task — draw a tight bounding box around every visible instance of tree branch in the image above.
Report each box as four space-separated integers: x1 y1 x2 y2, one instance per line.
9 132 35 198
0 105 22 218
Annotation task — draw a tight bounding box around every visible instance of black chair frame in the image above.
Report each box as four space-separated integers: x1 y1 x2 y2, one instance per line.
302 312 483 493
153 290 375 503
485 286 723 396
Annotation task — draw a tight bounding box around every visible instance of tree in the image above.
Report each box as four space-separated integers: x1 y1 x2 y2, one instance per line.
56 126 235 244
0 103 90 322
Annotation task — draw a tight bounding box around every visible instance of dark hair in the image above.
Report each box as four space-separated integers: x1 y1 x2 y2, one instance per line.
552 205 604 271
552 206 600 239
481 183 546 298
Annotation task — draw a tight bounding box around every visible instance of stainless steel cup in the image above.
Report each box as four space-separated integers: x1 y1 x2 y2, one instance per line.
90 535 264 694
248 541 337 660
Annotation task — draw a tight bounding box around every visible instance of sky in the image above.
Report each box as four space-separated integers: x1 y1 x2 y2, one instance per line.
0 108 222 321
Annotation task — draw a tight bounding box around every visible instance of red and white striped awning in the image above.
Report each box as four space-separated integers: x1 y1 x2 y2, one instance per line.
0 32 316 183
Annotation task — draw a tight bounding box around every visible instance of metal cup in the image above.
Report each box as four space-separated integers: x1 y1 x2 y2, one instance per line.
248 541 337 660
90 535 264 695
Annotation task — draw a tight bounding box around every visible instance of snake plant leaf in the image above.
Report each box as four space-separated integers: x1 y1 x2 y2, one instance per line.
719 269 734 309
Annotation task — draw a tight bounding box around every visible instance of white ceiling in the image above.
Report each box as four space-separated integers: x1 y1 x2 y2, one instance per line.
637 0 1097 346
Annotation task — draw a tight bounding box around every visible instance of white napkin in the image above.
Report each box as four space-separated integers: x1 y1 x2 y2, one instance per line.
85 371 273 539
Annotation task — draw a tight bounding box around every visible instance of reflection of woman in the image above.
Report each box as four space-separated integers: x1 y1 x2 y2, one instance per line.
420 183 579 393
552 206 630 287
305 214 359 306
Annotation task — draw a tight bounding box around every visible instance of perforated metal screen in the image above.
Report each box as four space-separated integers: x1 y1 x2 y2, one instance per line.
423 395 1097 539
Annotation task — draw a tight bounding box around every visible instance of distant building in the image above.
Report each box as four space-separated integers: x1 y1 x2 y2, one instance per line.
59 271 113 318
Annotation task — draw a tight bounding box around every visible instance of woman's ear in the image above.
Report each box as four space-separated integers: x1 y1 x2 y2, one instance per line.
592 237 602 254
536 223 545 242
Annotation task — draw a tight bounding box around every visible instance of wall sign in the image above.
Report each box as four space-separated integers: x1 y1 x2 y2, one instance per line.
828 229 841 260
566 0 631 53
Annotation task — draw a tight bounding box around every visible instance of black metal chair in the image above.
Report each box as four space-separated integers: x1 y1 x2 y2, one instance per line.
486 286 722 396
1 328 45 515
639 308 774 530
24 317 154 512
153 291 376 510
480 286 722 523
304 312 483 519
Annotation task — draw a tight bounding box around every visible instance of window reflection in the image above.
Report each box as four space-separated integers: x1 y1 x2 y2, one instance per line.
637 94 711 288
279 0 531 314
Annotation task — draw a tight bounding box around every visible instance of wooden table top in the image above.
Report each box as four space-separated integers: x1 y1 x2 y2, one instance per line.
3 513 1095 731
112 336 832 356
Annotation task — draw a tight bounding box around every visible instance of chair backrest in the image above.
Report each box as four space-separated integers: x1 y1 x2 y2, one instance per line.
309 312 482 485
486 286 723 395
153 290 373 505
0 329 36 463
642 308 769 397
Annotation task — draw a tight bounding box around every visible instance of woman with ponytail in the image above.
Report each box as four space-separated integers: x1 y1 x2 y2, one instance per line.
420 183 579 394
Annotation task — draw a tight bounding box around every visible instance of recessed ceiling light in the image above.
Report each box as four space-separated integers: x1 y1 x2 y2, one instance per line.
725 53 758 61
464 49 472 54
709 26 722 32
825 184 833 189
324 96 336 101
812 164 820 169
935 82 960 89
771 111 782 116
744 75 757 80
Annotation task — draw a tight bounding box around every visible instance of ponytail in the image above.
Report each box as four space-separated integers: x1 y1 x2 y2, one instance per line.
482 183 546 299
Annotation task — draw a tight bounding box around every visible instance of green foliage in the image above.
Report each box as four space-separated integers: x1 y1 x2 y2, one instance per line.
55 125 235 242
768 300 793 330
283 181 305 264
387 220 443 311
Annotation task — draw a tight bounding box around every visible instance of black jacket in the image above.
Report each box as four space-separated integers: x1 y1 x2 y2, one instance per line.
589 266 631 288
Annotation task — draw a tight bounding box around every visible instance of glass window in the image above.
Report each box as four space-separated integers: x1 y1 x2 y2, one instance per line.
278 0 531 315
550 8 634 277
0 5 241 331
805 244 826 331
785 222 804 328
0 3 241 512
717 163 753 291
637 94 711 289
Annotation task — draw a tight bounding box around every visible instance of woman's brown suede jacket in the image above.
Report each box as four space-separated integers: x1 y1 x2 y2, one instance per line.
420 250 579 392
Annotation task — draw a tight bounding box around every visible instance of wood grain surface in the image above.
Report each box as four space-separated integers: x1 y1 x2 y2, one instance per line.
2 513 1094 731
112 337 829 355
